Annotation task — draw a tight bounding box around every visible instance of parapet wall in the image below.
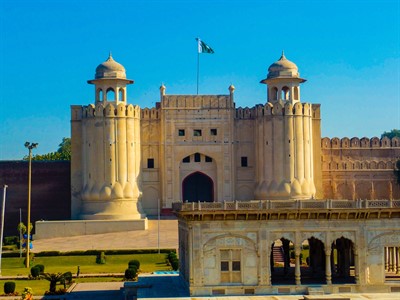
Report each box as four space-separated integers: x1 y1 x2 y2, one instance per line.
321 136 400 200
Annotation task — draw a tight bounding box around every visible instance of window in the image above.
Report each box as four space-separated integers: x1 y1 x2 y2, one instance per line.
210 128 217 136
178 129 185 136
183 156 190 163
205 156 212 162
220 249 241 283
194 129 202 136
147 158 154 168
194 153 201 162
241 156 248 167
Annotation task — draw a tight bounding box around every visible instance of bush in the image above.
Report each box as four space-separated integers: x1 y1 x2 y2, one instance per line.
30 266 41 278
128 259 140 270
34 264 45 273
3 236 19 246
4 282 16 294
170 258 179 271
124 267 137 280
96 251 106 264
61 271 73 286
167 252 177 260
23 253 35 266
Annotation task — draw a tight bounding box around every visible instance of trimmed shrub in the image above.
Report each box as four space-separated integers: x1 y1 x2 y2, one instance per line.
34 264 45 273
124 267 137 280
167 252 177 261
96 251 106 264
170 258 179 271
128 259 140 270
4 282 16 294
30 266 41 278
61 271 73 286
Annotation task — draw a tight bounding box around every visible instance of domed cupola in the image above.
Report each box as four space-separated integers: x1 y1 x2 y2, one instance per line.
88 53 133 104
260 52 306 104
95 53 127 79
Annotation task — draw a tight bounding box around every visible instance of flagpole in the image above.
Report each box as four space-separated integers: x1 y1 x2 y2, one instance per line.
196 40 200 95
197 52 200 95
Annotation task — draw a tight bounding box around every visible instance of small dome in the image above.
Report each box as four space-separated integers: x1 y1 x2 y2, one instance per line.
95 53 127 79
267 51 300 79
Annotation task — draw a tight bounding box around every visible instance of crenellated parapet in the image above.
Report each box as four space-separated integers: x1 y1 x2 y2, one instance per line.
78 103 141 118
322 136 400 148
236 101 316 119
161 95 234 109
141 107 161 119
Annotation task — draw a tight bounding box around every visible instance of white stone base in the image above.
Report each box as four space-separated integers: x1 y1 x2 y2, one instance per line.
34 218 148 239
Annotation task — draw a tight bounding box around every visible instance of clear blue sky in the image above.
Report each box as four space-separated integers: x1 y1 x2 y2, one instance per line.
0 0 399 160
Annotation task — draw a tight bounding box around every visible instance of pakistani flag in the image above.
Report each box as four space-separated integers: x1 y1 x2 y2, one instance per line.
196 38 214 54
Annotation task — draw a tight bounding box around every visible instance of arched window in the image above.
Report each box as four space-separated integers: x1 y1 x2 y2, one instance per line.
97 88 103 102
106 88 116 101
119 88 125 102
293 86 299 100
270 87 278 101
281 86 290 100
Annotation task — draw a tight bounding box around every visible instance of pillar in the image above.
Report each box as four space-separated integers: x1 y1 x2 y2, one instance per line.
390 247 395 272
325 246 332 284
385 247 389 271
396 247 400 275
295 246 302 285
353 248 359 284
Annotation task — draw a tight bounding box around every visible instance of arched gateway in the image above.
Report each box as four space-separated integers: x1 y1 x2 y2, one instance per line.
182 172 214 202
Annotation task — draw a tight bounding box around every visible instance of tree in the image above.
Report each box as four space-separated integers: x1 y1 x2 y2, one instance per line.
381 129 400 139
23 138 71 161
40 272 70 293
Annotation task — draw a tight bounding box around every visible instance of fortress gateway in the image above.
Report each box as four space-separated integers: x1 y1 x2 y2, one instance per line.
64 53 400 296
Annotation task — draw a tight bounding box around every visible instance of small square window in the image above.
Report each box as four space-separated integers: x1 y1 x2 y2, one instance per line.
147 158 154 168
183 156 190 163
205 156 212 162
194 129 202 136
178 129 185 136
194 153 201 162
210 128 217 136
221 261 229 271
241 157 248 167
232 261 241 271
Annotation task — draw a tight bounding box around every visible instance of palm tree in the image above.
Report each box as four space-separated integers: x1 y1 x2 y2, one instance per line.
40 272 70 293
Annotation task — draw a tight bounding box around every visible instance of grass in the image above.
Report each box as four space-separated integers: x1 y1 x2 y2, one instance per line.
0 253 171 295
1 253 170 276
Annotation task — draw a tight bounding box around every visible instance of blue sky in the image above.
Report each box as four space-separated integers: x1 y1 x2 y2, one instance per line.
0 0 399 160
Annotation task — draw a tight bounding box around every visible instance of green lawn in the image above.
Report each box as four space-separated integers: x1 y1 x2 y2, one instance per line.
1 253 171 295
1 253 171 276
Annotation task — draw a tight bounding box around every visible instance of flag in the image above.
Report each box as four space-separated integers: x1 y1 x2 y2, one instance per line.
196 38 214 54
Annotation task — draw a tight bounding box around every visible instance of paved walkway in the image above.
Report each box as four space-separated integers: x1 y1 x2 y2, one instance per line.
32 219 178 252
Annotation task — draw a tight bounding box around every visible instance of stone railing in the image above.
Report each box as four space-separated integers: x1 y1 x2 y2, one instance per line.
172 199 400 212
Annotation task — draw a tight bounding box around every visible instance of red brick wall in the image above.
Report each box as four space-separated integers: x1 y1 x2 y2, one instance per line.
0 161 70 236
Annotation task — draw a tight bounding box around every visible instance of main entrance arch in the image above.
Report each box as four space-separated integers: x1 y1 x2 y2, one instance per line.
182 172 214 202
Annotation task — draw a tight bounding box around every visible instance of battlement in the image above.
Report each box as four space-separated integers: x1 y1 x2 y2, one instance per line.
161 95 234 109
141 107 160 120
321 136 400 149
71 103 141 119
235 102 316 119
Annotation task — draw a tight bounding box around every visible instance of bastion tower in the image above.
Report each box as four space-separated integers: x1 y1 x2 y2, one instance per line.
254 52 319 199
71 54 145 220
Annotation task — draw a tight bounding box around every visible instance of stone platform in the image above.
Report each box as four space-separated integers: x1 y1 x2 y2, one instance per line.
34 218 148 239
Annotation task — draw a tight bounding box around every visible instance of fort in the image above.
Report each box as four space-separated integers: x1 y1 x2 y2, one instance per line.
0 52 399 297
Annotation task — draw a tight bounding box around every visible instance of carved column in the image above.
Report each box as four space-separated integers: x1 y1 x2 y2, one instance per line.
353 248 359 284
390 247 395 272
396 247 400 275
325 246 332 284
295 246 302 285
385 247 389 272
